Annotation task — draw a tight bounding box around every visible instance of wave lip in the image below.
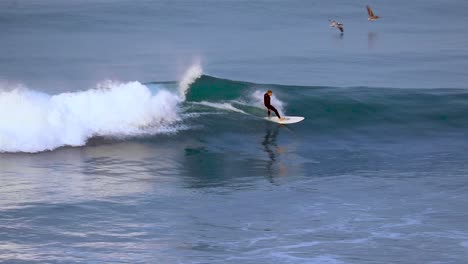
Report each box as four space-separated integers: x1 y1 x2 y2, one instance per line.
178 63 203 100
0 81 181 153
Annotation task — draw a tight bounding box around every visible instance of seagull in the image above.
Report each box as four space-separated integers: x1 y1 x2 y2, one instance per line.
329 20 344 33
366 5 380 21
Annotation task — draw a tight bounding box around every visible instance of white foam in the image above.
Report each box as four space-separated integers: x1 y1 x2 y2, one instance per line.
194 101 247 114
0 81 181 153
178 63 203 100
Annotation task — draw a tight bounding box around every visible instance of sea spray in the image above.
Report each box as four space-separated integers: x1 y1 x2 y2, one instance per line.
178 63 203 100
252 90 285 117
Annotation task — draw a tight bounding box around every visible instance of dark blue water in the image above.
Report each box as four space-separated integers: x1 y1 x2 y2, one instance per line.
1 1 468 263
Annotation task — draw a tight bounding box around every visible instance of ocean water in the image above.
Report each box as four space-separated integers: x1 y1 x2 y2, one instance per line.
1 1 468 263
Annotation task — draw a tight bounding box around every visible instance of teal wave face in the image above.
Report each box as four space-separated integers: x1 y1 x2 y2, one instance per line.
185 75 252 102
180 75 468 131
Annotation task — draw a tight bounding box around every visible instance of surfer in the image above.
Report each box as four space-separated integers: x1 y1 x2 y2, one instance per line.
264 90 284 120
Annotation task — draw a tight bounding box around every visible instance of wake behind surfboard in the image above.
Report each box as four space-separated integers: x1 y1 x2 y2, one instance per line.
264 116 304 124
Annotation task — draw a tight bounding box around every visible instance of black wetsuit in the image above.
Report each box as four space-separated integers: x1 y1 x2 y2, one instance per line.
264 93 281 118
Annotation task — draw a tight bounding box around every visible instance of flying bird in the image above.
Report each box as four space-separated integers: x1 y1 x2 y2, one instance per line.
329 20 344 33
366 5 380 21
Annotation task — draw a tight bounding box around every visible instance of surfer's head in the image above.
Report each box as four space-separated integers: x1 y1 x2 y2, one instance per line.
267 90 273 95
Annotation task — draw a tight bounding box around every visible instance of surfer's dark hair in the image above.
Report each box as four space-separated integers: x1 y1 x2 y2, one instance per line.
267 90 272 94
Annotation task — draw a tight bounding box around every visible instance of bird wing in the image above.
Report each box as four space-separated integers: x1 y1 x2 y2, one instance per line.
339 26 343 32
366 5 374 17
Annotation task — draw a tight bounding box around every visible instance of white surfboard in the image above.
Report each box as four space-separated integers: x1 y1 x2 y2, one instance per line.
264 116 304 124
